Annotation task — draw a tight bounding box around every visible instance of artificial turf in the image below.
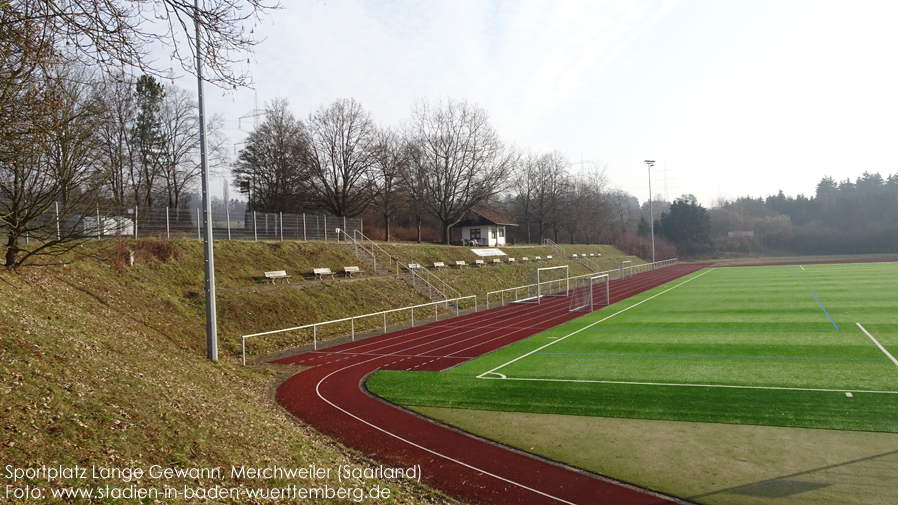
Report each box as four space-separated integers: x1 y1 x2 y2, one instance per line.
367 262 898 432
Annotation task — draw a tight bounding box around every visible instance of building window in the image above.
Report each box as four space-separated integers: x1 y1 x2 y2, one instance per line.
469 228 481 240
498 227 505 238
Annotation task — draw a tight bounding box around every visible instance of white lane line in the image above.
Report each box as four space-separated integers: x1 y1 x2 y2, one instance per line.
315 358 578 505
479 376 898 394
857 323 898 367
477 269 715 379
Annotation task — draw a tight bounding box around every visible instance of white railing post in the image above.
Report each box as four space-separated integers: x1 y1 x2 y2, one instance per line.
303 213 307 241
279 212 284 241
253 211 258 241
166 207 170 239
133 206 138 238
197 208 201 240
226 206 231 240
313 325 317 350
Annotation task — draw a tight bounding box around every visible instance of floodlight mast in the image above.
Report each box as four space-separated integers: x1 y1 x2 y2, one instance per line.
644 160 656 268
196 1 218 361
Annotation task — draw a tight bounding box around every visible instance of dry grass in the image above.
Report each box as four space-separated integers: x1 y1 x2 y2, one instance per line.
0 241 456 504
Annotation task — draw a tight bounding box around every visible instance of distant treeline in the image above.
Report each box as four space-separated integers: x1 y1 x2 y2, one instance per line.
712 172 898 256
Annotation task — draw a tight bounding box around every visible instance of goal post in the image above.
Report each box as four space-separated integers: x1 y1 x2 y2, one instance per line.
620 260 632 280
513 265 569 305
569 274 610 313
537 265 569 302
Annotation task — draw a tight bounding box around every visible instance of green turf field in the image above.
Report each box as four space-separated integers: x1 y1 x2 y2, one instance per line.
367 263 898 432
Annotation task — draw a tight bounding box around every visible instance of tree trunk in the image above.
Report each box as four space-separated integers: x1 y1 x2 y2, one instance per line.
5 234 19 269
383 213 390 242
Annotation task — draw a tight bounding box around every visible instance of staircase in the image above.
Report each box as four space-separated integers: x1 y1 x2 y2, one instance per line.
337 229 461 305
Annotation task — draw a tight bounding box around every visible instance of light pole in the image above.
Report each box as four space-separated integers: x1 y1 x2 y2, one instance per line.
644 160 656 268
195 1 218 361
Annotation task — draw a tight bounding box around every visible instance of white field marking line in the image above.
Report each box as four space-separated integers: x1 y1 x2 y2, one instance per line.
315 358 578 505
478 268 715 378
478 376 898 395
394 298 574 359
857 323 898 368
345 299 558 356
800 265 805 270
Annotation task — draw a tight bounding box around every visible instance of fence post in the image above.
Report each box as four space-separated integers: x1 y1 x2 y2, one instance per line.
197 208 201 240
351 318 355 341
313 325 317 350
303 213 306 241
134 206 138 238
166 207 170 239
253 211 257 241
55 202 60 240
383 313 386 334
226 206 231 240
411 307 414 327
96 204 101 239
279 212 283 241
324 215 327 242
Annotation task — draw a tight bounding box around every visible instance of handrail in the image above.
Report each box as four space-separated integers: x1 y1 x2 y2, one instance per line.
241 295 477 365
486 258 678 308
542 238 565 258
341 228 461 301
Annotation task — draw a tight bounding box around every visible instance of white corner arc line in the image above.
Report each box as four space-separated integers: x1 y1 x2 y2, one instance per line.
477 268 715 378
857 323 898 367
315 360 578 505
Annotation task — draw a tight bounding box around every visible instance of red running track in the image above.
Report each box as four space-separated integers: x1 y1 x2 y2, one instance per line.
275 263 709 504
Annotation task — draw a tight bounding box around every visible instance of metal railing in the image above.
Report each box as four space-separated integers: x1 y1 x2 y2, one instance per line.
340 228 461 301
486 258 678 309
241 295 478 365
542 238 565 258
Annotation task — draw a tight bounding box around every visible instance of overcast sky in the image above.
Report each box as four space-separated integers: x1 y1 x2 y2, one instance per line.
198 0 898 207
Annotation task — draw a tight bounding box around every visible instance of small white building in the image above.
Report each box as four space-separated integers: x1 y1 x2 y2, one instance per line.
453 209 517 247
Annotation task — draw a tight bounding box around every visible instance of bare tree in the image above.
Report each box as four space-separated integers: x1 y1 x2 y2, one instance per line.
13 0 279 89
304 98 377 218
95 73 137 207
232 98 308 213
530 151 568 243
369 127 407 241
404 99 516 244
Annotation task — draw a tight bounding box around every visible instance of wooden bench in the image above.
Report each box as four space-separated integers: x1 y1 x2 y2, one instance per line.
589 253 595 257
407 262 421 271
313 267 336 280
546 255 553 260
455 260 467 269
474 259 485 267
572 253 578 258
492 258 502 265
343 266 361 278
507 257 516 264
264 270 291 284
433 262 446 271
534 256 542 261
521 257 530 262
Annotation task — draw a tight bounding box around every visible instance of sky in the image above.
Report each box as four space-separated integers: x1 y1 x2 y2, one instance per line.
195 0 898 208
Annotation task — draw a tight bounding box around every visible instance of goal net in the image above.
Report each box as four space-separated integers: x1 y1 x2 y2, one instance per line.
512 265 569 305
569 274 610 312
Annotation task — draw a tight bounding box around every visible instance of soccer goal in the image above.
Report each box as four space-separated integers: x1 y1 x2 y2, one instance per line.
569 274 610 312
620 260 632 280
512 265 569 304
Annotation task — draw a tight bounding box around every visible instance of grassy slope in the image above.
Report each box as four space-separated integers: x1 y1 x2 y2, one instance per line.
368 264 898 432
0 239 456 504
0 238 637 503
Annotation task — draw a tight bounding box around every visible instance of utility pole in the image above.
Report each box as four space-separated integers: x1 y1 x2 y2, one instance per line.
195 0 218 361
644 160 656 268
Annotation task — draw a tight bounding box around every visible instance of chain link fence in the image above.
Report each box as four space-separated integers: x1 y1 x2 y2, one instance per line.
14 205 363 243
